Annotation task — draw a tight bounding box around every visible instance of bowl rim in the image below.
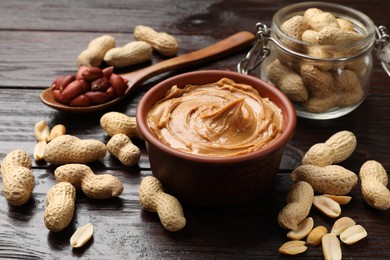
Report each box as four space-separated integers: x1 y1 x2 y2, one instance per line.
136 70 296 164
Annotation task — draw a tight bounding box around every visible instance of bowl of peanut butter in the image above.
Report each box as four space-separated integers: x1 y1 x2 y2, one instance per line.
136 70 296 206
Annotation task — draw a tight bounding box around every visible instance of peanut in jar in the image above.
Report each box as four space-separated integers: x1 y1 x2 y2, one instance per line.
239 2 390 119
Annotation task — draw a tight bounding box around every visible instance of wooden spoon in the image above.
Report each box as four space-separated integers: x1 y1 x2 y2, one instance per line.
40 31 255 113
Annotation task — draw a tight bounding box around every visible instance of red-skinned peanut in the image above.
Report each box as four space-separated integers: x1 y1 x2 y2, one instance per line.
102 66 114 79
78 79 91 93
62 80 85 100
70 94 90 107
52 76 65 91
52 74 76 92
60 74 76 92
81 67 103 81
76 66 89 80
84 91 109 105
91 77 110 91
53 90 71 104
110 74 128 96
106 86 117 100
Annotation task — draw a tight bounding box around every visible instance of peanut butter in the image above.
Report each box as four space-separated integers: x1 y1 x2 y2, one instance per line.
147 78 284 156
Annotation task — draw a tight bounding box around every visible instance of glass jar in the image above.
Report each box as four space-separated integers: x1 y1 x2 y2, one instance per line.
239 1 390 119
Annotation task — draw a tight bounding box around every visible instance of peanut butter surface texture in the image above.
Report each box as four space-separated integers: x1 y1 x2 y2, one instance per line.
147 78 284 156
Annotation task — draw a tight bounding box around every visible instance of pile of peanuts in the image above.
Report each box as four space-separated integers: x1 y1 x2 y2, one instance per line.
51 66 127 106
265 7 368 113
1 111 187 249
51 25 179 107
277 130 389 258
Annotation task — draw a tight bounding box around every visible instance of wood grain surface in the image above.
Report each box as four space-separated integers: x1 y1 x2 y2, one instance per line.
1 0 390 259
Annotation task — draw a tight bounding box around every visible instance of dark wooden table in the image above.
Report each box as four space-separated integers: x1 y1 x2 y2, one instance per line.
1 0 389 259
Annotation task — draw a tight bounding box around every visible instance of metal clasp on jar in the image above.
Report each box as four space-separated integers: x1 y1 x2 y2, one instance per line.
237 23 271 74
375 25 390 76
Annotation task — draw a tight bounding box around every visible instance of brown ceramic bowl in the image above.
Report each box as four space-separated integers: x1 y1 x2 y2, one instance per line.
136 70 296 206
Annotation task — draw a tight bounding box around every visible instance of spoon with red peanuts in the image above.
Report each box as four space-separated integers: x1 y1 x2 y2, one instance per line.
40 31 255 113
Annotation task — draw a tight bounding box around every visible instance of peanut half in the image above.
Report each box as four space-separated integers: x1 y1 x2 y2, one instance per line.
340 224 367 245
34 120 49 161
70 223 94 248
313 195 341 218
34 120 50 142
322 233 342 260
306 225 328 246
287 217 314 240
279 240 307 255
323 194 352 205
34 140 47 161
331 216 356 236
49 124 66 140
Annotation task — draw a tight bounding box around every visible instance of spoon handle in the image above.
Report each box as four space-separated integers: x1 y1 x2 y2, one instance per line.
121 31 255 89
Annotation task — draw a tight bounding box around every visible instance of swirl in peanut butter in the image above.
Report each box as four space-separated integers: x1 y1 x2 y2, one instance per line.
147 78 284 156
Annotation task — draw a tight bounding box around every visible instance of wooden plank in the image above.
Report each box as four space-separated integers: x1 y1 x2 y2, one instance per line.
0 0 388 32
0 0 276 35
